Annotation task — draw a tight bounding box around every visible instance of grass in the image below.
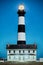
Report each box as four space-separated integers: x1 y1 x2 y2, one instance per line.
0 62 43 65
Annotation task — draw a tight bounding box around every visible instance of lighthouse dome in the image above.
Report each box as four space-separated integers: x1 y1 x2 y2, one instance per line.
18 5 24 10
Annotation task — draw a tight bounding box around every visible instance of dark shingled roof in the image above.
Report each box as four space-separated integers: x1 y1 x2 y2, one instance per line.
6 44 37 49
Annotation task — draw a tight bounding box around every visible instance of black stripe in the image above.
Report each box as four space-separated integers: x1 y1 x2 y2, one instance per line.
17 10 25 16
18 25 25 32
17 41 26 45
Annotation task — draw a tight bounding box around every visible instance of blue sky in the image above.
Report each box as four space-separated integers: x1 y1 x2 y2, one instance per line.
0 0 43 59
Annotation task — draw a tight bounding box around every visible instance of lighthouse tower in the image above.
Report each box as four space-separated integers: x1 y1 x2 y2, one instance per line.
6 4 37 62
17 5 26 45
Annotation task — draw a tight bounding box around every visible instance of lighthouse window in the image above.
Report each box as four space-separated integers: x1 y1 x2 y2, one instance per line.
19 50 21 53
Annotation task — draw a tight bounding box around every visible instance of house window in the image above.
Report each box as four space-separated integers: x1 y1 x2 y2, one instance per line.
28 50 30 53
14 56 15 59
19 50 21 53
9 50 11 53
33 56 34 59
19 57 21 60
9 56 11 59
33 50 35 53
23 57 24 60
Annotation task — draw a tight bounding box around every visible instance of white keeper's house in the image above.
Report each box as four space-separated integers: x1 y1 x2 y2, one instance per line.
6 4 37 62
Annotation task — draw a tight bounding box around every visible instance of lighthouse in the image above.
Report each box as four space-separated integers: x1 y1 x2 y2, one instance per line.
17 5 26 45
6 4 37 62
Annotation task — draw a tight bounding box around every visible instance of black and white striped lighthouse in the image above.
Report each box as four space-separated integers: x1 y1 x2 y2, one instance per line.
17 5 26 45
6 4 37 62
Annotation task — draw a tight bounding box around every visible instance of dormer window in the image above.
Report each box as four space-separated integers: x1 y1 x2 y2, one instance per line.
9 50 11 53
33 50 35 53
19 50 21 53
28 50 30 53
14 50 15 53
23 50 24 53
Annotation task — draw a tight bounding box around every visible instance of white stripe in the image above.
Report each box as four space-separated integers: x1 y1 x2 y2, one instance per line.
19 16 25 25
18 32 26 41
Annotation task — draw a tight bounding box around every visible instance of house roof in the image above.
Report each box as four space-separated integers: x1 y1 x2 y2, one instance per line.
6 44 37 49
